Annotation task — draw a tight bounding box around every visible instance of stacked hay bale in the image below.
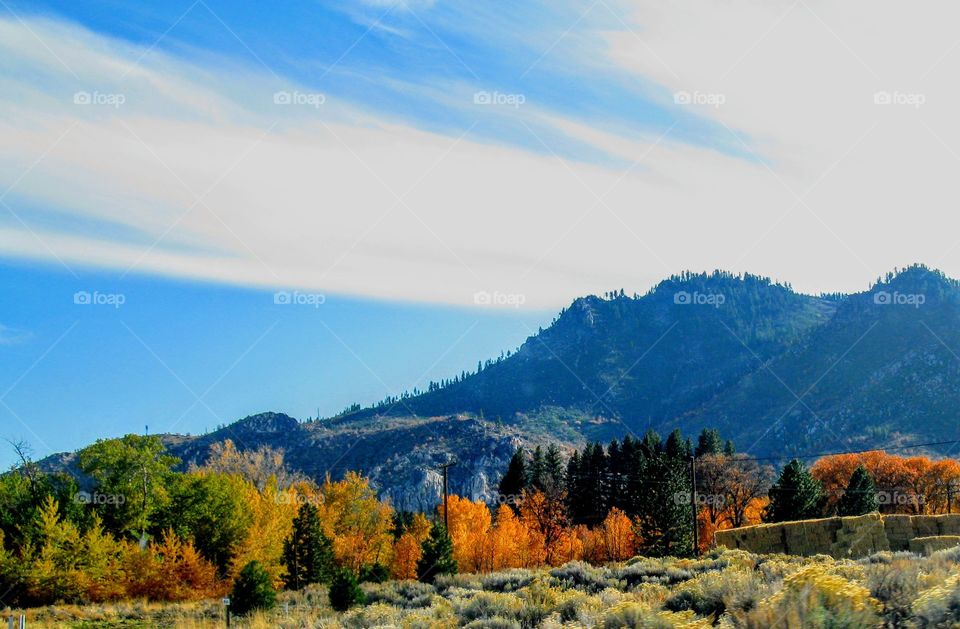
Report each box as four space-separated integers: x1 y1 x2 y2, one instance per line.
908 535 960 555
931 514 960 536
882 515 915 551
715 522 786 554
782 517 840 556
831 513 889 558
913 515 940 538
716 514 960 557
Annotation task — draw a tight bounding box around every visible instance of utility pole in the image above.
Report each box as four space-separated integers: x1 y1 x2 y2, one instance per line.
439 460 457 529
948 481 955 514
690 455 699 558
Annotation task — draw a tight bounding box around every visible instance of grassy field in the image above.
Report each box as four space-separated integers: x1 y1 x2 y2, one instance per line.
11 546 960 628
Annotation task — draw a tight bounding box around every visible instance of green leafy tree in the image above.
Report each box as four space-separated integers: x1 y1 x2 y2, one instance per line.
416 523 457 583
230 560 277 616
765 459 825 522
329 567 365 611
281 503 336 589
157 472 253 576
837 465 879 516
77 435 178 540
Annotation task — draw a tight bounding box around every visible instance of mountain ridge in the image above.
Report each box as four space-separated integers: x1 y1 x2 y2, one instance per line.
36 264 960 510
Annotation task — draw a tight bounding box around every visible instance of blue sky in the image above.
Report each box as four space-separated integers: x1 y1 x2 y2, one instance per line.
2 0 960 467
0 259 550 468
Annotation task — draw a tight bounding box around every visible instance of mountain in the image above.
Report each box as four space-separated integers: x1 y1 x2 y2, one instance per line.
340 272 835 434
37 266 960 510
673 266 960 456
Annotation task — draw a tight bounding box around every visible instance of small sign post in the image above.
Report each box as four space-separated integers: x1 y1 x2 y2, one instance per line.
222 597 231 627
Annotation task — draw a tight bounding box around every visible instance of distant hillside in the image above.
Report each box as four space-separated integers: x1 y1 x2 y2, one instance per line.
338 271 835 435
674 265 960 456
39 266 960 509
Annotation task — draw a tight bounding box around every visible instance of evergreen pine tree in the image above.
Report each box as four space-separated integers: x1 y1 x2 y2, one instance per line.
665 429 691 460
329 568 365 611
281 503 335 589
544 444 565 494
584 442 609 526
498 447 528 507
634 451 693 557
565 450 585 522
837 465 879 516
230 561 277 616
529 446 547 492
695 428 724 457
765 459 825 522
416 523 457 583
640 429 662 458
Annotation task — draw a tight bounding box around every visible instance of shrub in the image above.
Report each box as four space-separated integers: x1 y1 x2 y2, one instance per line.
480 569 535 592
341 602 401 628
462 618 521 629
664 569 764 618
230 561 277 616
864 559 921 625
599 602 675 629
434 572 482 591
912 574 960 627
330 568 366 612
457 591 524 623
549 561 614 593
362 579 436 608
739 564 880 628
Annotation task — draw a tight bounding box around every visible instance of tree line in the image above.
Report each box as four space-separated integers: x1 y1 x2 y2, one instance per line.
3 430 960 613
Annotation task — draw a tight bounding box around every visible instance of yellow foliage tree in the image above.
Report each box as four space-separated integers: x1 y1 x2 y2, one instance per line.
317 472 395 572
444 495 493 572
600 507 635 562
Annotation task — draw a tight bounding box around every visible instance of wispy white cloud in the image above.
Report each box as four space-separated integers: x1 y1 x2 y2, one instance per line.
0 324 31 345
1 4 959 311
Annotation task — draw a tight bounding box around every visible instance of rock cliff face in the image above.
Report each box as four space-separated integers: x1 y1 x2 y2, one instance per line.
155 413 535 511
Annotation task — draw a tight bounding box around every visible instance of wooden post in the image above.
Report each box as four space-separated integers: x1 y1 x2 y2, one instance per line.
440 461 456 529
690 455 699 558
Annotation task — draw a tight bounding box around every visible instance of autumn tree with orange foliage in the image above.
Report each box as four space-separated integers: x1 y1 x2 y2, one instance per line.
599 507 635 562
390 512 431 579
811 452 960 515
